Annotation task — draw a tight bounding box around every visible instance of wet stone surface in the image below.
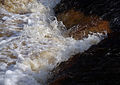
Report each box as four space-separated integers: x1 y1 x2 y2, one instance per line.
49 0 120 85
57 9 111 40
49 32 120 85
54 0 120 31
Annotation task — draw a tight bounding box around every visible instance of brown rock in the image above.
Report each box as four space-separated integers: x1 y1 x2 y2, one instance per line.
57 9 112 40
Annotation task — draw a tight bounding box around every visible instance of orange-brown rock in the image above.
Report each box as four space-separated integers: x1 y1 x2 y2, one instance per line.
57 9 112 40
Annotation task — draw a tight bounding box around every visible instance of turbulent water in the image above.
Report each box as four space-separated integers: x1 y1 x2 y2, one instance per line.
0 0 107 85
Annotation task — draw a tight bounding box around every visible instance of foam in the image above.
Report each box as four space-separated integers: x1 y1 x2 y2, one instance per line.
0 0 107 85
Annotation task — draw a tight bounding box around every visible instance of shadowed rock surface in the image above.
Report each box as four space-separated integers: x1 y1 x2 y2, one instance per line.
49 0 120 85
54 0 120 31
49 32 120 85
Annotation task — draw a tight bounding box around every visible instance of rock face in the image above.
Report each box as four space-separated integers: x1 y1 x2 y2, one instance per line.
54 0 120 31
49 0 120 85
57 9 111 39
49 32 120 85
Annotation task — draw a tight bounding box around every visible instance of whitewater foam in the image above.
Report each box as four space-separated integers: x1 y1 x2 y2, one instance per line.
0 0 107 85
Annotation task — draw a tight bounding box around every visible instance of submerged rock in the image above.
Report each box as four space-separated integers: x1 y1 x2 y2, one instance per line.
54 0 120 31
0 0 34 14
57 9 111 39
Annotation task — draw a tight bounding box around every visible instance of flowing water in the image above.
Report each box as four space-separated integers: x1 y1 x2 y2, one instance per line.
0 0 107 85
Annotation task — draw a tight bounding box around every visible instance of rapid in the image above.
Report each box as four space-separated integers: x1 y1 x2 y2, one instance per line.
0 0 106 85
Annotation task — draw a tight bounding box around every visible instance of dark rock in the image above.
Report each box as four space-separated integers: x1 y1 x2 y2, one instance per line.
49 0 120 85
54 0 120 31
49 32 120 85
57 9 111 39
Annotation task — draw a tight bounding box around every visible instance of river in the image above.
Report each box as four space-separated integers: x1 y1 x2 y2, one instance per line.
0 0 106 85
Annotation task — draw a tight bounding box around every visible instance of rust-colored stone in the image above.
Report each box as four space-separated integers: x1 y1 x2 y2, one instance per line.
57 9 112 40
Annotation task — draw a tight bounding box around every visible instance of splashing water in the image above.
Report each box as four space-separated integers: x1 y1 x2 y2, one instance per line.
0 0 106 85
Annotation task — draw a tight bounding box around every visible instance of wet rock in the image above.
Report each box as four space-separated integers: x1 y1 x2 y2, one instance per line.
57 9 111 39
54 0 120 31
49 32 120 85
49 0 120 84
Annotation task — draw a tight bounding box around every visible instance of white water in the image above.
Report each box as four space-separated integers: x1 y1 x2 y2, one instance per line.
0 0 106 85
